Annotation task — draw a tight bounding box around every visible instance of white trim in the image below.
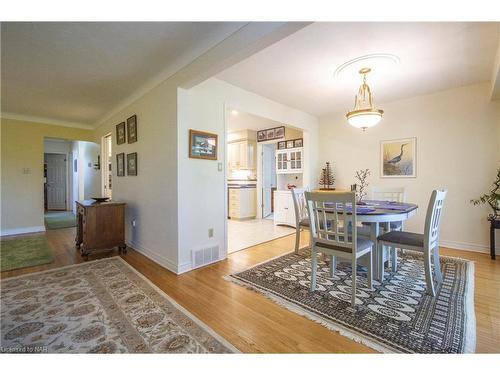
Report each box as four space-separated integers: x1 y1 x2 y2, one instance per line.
439 239 497 254
1 112 93 130
0 226 46 237
127 240 180 274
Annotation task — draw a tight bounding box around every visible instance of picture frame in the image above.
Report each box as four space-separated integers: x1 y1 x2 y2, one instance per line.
116 153 125 176
126 152 138 176
286 140 294 149
257 130 266 142
257 126 285 142
380 137 417 178
127 115 137 143
266 128 275 139
274 126 285 139
293 138 303 148
189 129 218 160
277 141 286 150
116 122 126 145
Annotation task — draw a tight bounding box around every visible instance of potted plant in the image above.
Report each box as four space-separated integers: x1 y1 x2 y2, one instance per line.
470 167 500 220
354 168 370 204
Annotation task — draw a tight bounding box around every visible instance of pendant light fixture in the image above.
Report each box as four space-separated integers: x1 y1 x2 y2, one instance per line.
346 68 383 131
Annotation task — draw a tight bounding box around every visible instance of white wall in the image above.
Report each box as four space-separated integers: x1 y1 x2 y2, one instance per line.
319 83 500 253
177 78 319 273
78 141 101 200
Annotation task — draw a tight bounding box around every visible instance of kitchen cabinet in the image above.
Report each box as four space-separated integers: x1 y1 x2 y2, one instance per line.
276 147 303 174
273 190 297 227
228 140 256 170
228 187 256 219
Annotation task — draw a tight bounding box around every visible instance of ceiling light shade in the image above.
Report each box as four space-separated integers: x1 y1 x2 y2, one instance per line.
346 68 383 131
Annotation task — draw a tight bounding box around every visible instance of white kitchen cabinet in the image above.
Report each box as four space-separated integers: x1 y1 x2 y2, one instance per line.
228 187 256 219
276 147 303 174
228 140 256 170
273 190 297 227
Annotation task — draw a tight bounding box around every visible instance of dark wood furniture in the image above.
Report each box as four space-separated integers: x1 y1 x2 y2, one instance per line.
75 200 126 259
490 217 499 260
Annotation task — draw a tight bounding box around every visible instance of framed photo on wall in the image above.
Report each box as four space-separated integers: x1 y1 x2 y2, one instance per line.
274 126 285 139
277 141 286 150
127 115 138 143
116 122 126 145
380 137 417 178
127 152 138 176
294 138 303 148
189 129 218 160
257 126 286 142
116 153 125 176
286 140 294 149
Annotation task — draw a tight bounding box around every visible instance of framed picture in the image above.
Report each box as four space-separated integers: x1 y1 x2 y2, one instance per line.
274 126 285 139
127 152 138 176
257 130 266 142
286 140 294 149
294 138 303 148
116 153 125 176
189 129 218 160
266 128 275 139
277 141 286 150
116 122 126 145
257 126 286 142
380 137 417 178
127 115 137 143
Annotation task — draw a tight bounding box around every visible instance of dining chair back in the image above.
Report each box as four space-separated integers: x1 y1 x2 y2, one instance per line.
291 187 310 253
371 186 406 202
424 189 447 250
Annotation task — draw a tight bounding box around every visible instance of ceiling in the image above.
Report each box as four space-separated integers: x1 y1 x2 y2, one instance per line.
217 22 500 116
227 110 285 132
1 22 245 126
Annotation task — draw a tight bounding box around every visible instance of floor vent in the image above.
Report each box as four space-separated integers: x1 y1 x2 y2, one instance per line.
192 245 220 269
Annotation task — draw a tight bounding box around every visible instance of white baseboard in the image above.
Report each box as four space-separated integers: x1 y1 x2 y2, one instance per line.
439 239 498 254
127 240 180 274
0 226 46 237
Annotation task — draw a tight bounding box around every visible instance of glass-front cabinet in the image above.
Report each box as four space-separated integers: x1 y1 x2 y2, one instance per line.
276 147 303 174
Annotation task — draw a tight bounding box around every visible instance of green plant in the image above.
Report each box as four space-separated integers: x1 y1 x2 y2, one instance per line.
470 167 500 218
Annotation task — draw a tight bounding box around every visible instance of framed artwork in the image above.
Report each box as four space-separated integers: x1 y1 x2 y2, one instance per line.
277 141 286 150
275 126 285 139
293 138 303 148
116 122 126 145
189 129 218 160
257 130 266 142
127 115 137 143
266 128 275 139
286 140 294 149
116 153 125 176
257 126 285 142
380 137 417 178
127 152 138 176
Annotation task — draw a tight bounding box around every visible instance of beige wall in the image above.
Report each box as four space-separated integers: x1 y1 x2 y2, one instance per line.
0 118 94 235
319 83 500 252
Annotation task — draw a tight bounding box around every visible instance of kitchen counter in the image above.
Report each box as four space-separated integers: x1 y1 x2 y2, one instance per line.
228 184 256 189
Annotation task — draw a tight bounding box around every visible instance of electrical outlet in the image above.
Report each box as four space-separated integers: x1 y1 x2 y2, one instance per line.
208 228 214 238
131 219 136 227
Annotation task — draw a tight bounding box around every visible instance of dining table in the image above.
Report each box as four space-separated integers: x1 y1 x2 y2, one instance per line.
324 199 419 280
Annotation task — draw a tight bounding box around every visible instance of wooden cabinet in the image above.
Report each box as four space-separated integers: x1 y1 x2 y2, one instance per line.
273 190 297 227
276 147 303 174
75 200 126 259
228 140 256 170
228 187 256 219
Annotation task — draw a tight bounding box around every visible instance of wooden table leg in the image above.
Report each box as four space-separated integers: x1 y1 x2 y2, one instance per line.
491 220 496 260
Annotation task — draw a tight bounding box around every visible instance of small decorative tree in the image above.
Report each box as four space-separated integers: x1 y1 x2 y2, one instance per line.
471 167 500 219
354 169 370 203
319 162 335 190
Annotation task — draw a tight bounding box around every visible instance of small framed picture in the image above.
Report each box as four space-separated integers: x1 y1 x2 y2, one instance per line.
286 140 294 149
380 137 417 178
116 153 125 176
277 141 286 150
116 122 126 145
257 130 266 142
127 152 138 176
127 115 137 143
189 129 218 160
266 128 275 139
274 126 285 139
294 138 303 148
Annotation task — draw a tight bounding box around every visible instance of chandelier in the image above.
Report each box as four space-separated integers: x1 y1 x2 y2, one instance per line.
346 68 383 131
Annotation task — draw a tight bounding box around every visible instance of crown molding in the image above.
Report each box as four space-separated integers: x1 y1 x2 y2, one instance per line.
1 112 94 130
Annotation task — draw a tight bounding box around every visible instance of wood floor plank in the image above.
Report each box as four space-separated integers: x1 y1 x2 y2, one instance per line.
1 228 499 353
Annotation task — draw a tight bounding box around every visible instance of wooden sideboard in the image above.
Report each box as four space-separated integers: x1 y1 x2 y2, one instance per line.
75 200 126 259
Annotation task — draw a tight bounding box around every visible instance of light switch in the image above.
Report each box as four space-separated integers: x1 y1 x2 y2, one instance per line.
217 162 223 172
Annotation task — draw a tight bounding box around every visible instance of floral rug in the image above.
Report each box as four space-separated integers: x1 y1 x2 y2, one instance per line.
1 257 237 353
227 249 475 353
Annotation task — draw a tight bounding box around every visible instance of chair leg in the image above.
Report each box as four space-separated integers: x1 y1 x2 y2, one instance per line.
310 249 318 292
351 257 357 307
367 251 373 290
391 247 398 272
378 243 385 282
433 246 443 284
424 249 436 296
330 255 336 278
294 226 301 254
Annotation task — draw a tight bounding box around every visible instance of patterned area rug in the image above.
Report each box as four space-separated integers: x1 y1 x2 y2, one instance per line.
227 249 475 353
1 257 237 353
1 236 54 272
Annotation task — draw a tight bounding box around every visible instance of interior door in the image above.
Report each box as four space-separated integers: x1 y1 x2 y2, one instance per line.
262 144 275 218
45 153 67 210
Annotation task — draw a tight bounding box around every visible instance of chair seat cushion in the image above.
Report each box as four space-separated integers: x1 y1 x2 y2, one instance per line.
377 231 423 248
299 218 310 227
316 237 373 253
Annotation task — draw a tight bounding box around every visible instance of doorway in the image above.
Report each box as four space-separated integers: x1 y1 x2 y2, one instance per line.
261 143 277 219
102 134 112 198
44 153 67 210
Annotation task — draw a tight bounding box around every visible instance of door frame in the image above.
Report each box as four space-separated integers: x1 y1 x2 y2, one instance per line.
101 133 112 198
44 152 69 211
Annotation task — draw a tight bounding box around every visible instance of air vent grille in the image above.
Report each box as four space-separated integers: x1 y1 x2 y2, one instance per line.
191 245 220 269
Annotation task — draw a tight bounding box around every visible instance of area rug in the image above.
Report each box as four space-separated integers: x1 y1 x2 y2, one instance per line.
44 211 76 230
1 257 238 353
1 236 54 272
226 249 475 353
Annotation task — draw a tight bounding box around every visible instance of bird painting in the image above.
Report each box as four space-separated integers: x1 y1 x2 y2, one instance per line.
387 143 408 164
382 138 416 177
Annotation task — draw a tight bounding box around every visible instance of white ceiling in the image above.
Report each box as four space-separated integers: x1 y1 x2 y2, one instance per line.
227 110 285 132
217 22 500 116
1 22 245 126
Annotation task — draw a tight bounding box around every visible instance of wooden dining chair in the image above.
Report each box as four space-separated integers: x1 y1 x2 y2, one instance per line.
291 187 310 253
305 191 373 307
377 189 447 296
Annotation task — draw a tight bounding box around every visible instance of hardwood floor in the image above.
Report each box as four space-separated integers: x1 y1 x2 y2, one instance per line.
2 227 499 353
